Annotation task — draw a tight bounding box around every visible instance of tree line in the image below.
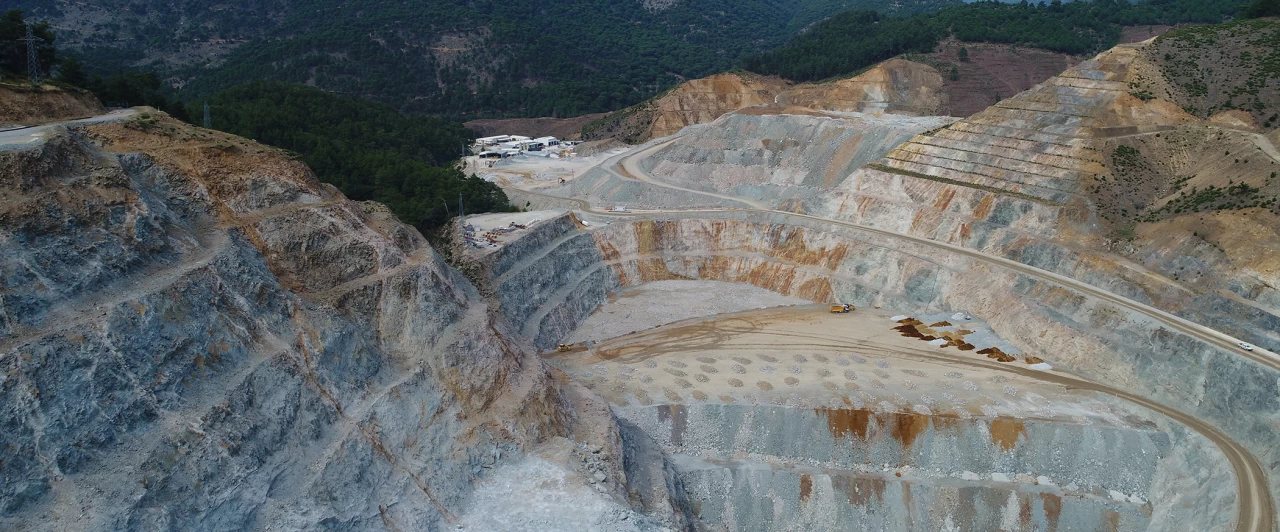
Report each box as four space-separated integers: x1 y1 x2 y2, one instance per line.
199 82 513 232
743 0 1255 82
2 10 511 233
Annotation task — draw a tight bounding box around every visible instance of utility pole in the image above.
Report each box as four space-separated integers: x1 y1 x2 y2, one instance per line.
442 199 451 218
21 25 41 86
203 102 211 129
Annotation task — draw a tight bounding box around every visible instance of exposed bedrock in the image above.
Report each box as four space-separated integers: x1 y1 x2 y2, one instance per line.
477 210 1280 527
640 111 955 195
0 125 690 530
616 44 1279 353
617 403 1230 532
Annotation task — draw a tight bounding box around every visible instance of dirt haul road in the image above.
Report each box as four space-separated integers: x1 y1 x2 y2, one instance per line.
513 133 1278 532
587 305 1268 532
0 109 135 150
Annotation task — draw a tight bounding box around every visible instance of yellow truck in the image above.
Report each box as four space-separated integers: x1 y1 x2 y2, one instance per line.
829 304 853 313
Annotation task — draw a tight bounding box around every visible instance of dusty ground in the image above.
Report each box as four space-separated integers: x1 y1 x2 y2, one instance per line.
459 210 565 255
548 305 1138 429
474 147 631 192
562 280 809 346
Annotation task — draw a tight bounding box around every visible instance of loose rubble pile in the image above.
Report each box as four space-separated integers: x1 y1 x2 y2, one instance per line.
461 221 532 248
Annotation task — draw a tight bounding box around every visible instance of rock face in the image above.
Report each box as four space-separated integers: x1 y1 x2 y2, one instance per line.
463 210 1245 531
0 115 689 530
641 111 956 194
583 73 790 144
582 61 953 145
484 34 1280 528
776 58 947 116
580 46 1097 145
0 84 106 126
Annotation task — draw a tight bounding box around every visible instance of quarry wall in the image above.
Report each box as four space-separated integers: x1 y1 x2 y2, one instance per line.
480 210 1279 527
0 125 690 530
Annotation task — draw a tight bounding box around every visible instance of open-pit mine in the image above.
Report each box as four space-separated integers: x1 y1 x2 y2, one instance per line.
3 31 1279 532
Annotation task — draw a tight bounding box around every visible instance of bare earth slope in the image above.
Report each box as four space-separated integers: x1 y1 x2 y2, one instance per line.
0 111 690 530
0 84 106 127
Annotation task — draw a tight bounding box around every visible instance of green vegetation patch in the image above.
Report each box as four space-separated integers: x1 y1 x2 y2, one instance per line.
1152 18 1280 125
744 0 1250 82
1141 182 1276 220
204 82 515 231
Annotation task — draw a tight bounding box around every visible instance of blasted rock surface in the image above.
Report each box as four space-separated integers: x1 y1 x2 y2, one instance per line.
475 211 1267 528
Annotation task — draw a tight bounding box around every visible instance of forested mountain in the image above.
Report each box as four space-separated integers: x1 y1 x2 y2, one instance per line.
9 0 962 118
745 0 1253 82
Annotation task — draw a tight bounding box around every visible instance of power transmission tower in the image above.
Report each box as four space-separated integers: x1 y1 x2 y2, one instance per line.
21 25 41 86
203 102 211 129
458 193 464 218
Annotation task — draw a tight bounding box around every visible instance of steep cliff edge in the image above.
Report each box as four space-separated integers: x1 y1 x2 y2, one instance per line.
0 111 690 530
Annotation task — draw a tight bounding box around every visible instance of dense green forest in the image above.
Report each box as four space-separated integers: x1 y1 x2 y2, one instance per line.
1244 0 1280 18
744 0 1253 82
200 82 513 231
8 0 962 118
3 10 515 232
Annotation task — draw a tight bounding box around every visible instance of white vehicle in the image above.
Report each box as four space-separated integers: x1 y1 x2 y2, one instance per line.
1239 342 1255 351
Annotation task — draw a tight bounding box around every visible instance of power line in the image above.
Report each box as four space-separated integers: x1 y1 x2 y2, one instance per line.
20 25 41 85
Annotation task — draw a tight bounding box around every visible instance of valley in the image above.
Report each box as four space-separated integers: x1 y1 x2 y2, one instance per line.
2 4 1280 532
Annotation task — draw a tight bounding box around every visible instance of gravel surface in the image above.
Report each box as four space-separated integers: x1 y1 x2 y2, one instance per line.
563 280 808 345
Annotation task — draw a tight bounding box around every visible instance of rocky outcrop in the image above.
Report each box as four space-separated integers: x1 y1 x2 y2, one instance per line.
0 84 106 127
0 114 689 530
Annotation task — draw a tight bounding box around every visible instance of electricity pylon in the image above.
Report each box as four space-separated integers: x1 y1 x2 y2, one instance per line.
20 25 41 85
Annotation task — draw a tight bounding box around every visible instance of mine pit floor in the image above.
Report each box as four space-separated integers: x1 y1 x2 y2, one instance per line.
548 302 1147 429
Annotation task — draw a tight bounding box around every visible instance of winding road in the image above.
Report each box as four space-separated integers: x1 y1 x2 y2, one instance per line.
512 133 1277 532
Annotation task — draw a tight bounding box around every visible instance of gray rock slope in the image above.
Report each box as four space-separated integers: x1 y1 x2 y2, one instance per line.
0 121 688 530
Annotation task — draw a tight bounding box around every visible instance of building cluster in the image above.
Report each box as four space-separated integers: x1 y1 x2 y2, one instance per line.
474 135 580 159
